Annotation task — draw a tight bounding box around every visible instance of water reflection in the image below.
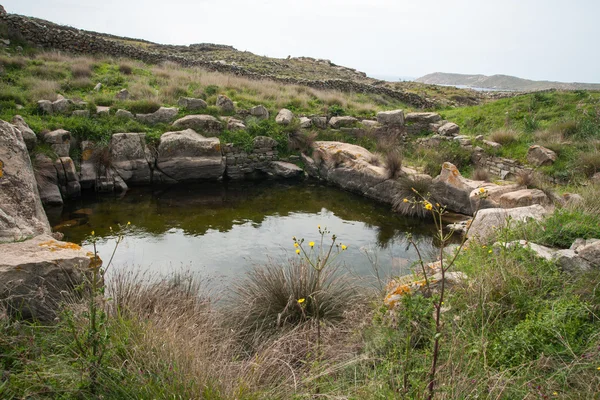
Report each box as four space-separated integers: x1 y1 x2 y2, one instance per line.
49 181 443 281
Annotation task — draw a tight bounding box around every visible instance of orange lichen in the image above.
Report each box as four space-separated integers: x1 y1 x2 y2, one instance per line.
81 148 94 162
38 240 83 252
0 159 3 178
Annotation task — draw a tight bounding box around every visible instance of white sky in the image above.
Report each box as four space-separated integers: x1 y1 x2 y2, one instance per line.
4 0 599 83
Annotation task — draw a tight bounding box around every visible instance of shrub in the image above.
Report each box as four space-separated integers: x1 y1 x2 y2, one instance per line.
71 62 93 78
384 149 403 179
418 141 473 177
472 168 490 182
204 85 219 96
392 175 436 218
28 63 68 80
515 169 535 187
229 259 354 342
489 128 519 145
523 114 540 133
328 104 346 116
125 99 161 114
575 151 600 177
0 55 27 70
287 130 316 153
23 78 61 101
118 62 134 75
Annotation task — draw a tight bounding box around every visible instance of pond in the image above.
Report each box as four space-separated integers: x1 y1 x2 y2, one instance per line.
48 180 443 285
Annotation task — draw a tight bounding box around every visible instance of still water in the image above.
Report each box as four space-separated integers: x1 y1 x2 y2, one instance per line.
48 181 441 283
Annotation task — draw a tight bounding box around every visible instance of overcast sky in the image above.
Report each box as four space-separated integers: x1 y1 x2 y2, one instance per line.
4 0 599 83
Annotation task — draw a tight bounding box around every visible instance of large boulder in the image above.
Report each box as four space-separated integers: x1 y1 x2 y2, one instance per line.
275 108 294 125
109 132 155 185
52 98 71 114
469 183 524 211
54 157 81 198
498 189 549 208
43 129 71 157
329 116 358 129
172 114 223 135
527 145 557 167
12 115 37 151
33 154 63 206
136 107 178 125
468 205 548 242
578 240 600 268
0 235 97 320
250 105 269 120
376 109 405 126
0 120 51 241
178 97 207 111
216 94 235 112
432 162 484 215
156 129 225 181
37 100 53 114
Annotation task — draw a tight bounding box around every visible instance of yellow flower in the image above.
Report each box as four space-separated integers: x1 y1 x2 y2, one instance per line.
341 244 347 250
91 230 95 236
479 187 486 194
553 393 558 396
294 243 299 248
488 250 493 254
127 221 131 225
424 202 433 211
309 241 315 248
403 198 409 203
297 298 305 304
318 225 321 229
296 249 300 255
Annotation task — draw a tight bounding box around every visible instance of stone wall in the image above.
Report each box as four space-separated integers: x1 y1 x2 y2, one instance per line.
0 12 433 109
223 138 279 179
471 152 532 180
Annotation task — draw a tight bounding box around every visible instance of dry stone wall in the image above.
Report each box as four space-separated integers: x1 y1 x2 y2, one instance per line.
0 12 433 109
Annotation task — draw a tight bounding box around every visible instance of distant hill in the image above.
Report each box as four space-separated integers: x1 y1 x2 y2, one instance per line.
415 72 600 92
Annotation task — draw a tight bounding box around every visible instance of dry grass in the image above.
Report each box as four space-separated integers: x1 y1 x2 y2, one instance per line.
384 149 403 179
515 169 535 187
288 130 317 152
22 77 61 101
71 61 93 78
576 150 600 178
0 54 27 69
472 168 490 182
489 128 520 145
392 175 436 218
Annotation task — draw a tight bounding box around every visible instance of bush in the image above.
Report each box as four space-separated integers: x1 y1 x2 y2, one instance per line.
418 141 473 177
472 168 490 182
392 175 436 218
204 85 219 96
384 149 403 179
575 151 600 178
71 62 93 78
125 99 161 114
118 62 134 75
489 128 519 145
229 259 354 342
288 130 316 153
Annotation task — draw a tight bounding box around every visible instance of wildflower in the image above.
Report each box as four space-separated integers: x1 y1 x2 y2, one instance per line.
318 225 321 229
309 241 315 248
91 230 95 236
403 198 409 203
341 244 347 251
424 201 433 211
294 243 299 248
297 298 305 304
479 187 486 194
553 393 558 396
127 221 131 225
296 249 300 255
488 250 493 254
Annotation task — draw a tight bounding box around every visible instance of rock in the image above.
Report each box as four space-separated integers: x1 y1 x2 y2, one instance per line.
438 122 460 136
468 205 548 242
475 135 484 141
592 172 600 184
33 154 63 206
329 116 358 129
136 107 178 125
494 240 555 261
223 117 246 131
0 235 97 320
469 183 524 211
0 120 52 241
116 88 129 101
172 115 223 136
432 162 484 215
555 249 592 273
299 117 312 128
361 120 379 128
267 161 304 179
79 141 97 190
43 129 71 157
96 106 110 116
216 94 234 112
275 108 294 125
37 100 53 114
109 132 155 185
405 112 442 124
52 98 71 114
454 135 472 146
498 189 549 208
250 105 269 120
562 193 584 206
72 109 90 118
376 109 405 126
254 136 278 149
54 157 81 198
93 82 102 91
570 238 588 252
527 145 557 167
12 115 37 151
483 139 502 149
115 109 134 119
156 129 225 182
311 116 327 129
178 97 207 111
578 240 600 268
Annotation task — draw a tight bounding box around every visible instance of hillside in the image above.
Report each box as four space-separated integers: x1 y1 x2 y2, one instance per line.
416 72 600 91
